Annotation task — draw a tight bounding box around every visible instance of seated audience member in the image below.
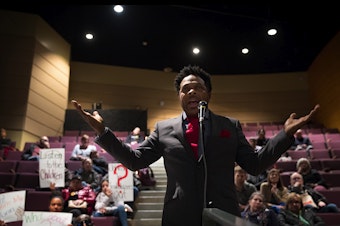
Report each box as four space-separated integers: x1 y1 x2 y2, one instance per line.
247 138 267 189
256 128 269 147
234 165 258 212
278 192 326 226
70 134 96 161
0 128 12 149
74 214 94 226
260 168 289 213
48 195 73 226
296 157 328 191
52 175 96 218
0 221 6 226
290 129 313 151
124 127 144 145
21 135 50 160
75 158 102 192
241 191 279 226
288 172 339 213
89 149 108 176
93 178 132 226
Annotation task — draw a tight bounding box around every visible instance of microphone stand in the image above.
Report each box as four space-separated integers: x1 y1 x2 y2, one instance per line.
199 117 207 209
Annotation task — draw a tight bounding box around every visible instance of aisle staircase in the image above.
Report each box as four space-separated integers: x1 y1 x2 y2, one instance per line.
129 157 166 226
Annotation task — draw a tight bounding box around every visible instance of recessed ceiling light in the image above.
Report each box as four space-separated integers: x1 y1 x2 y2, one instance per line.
267 28 277 36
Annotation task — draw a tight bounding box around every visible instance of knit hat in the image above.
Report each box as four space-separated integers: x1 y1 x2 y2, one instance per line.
296 157 310 169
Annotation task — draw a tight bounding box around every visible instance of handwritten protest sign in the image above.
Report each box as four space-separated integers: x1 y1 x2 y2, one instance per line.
39 148 65 188
108 163 134 201
23 211 72 226
0 190 25 223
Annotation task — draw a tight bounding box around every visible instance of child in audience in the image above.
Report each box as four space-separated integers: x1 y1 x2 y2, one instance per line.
93 178 132 226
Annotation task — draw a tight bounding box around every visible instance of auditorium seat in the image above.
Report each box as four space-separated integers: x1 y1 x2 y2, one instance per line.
64 130 80 136
60 136 78 143
0 172 16 192
0 160 18 173
331 148 340 159
310 149 332 160
321 159 340 172
49 141 64 148
317 213 340 226
320 173 340 189
287 150 309 160
66 161 82 172
14 173 40 190
25 190 52 211
318 190 340 206
16 161 39 173
275 160 297 173
47 136 61 142
5 150 22 161
91 216 120 226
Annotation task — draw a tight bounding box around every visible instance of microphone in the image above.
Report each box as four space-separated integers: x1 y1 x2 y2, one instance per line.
198 101 208 123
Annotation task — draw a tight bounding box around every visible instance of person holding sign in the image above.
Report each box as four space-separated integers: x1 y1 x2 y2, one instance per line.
72 65 320 226
93 178 132 226
48 195 73 226
52 175 96 220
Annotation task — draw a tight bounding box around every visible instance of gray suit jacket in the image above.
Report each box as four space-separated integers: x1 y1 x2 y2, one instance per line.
96 111 294 226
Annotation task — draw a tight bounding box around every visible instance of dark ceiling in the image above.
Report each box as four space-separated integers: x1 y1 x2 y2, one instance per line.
2 4 339 75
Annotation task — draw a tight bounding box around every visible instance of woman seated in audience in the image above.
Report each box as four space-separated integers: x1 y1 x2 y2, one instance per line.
74 158 102 192
277 192 326 226
296 158 328 191
241 191 279 226
260 168 289 214
92 178 132 226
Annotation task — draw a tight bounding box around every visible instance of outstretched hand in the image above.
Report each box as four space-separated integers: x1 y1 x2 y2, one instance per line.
284 104 320 136
71 100 105 135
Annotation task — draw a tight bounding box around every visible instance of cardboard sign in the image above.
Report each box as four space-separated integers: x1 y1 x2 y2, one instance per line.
108 163 134 202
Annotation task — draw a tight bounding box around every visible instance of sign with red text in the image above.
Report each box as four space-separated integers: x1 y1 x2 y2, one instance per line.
39 148 65 188
23 211 72 226
108 163 134 202
0 190 25 223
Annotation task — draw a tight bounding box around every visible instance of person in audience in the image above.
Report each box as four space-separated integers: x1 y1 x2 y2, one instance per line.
256 128 270 147
92 178 132 226
71 64 320 226
247 138 267 189
234 165 258 212
48 195 73 226
89 149 108 176
277 192 326 226
288 172 339 213
0 128 14 151
74 158 102 192
0 220 6 226
260 168 289 214
21 135 50 160
124 127 144 145
70 134 97 161
290 129 313 151
52 175 96 219
296 157 328 191
241 191 279 226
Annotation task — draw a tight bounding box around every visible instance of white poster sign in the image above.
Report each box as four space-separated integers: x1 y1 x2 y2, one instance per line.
108 163 134 202
22 211 72 226
0 190 25 223
39 148 65 188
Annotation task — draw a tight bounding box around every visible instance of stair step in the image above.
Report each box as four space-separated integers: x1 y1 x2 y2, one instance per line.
128 218 162 226
134 210 163 218
137 195 164 203
139 190 165 196
136 202 164 210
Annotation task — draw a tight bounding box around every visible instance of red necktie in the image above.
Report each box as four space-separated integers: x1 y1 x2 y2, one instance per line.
186 117 199 159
